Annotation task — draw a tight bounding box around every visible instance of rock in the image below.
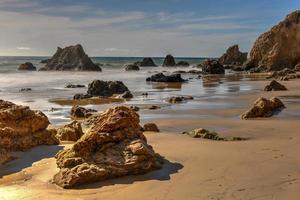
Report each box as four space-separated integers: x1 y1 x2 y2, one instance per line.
19 88 32 92
65 84 85 88
18 62 37 71
146 73 185 82
176 61 190 67
0 100 59 164
249 66 266 73
40 44 102 71
162 55 176 67
219 45 247 66
143 123 160 132
168 96 193 104
130 106 140 112
241 97 285 119
40 59 49 64
53 106 163 188
266 68 296 79
247 11 300 71
264 80 287 91
135 57 157 67
87 80 130 97
231 66 245 72
183 128 246 141
70 105 97 119
294 63 300 71
117 91 133 99
124 64 140 71
73 94 93 100
148 105 160 110
56 121 84 142
201 59 225 74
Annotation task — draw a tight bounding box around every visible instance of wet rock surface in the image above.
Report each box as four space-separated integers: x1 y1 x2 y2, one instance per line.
201 59 225 74
87 80 130 97
53 106 163 188
264 80 287 91
241 97 285 119
18 62 37 71
135 57 157 67
146 73 185 82
163 55 176 67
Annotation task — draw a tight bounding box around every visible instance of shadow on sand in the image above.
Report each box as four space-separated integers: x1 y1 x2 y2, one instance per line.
0 145 63 178
75 158 184 190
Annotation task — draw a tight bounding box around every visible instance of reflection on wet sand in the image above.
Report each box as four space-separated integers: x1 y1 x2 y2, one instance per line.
149 82 183 90
49 97 124 106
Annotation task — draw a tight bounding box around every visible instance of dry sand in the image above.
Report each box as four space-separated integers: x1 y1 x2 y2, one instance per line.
1 79 300 200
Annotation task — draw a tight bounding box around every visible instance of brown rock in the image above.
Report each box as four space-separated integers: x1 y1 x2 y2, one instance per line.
56 121 84 142
53 106 163 188
247 11 300 71
0 100 58 164
18 62 37 71
168 96 193 103
241 97 285 119
143 123 160 132
264 80 287 91
201 59 225 74
70 105 97 119
219 45 247 66
40 44 101 71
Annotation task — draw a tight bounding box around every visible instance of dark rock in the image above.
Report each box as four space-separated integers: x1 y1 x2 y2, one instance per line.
117 91 133 99
71 105 97 118
146 73 185 82
168 96 194 103
231 66 245 72
162 55 176 67
176 61 190 67
87 80 130 97
143 123 160 132
219 45 247 66
18 62 37 71
19 88 32 92
201 59 225 74
40 44 102 71
135 57 157 67
124 64 140 71
148 105 160 110
264 80 287 91
40 59 49 64
73 93 93 100
65 84 85 88
294 63 300 71
130 106 140 112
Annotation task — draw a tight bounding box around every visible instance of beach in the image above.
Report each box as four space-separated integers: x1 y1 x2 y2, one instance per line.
1 74 299 200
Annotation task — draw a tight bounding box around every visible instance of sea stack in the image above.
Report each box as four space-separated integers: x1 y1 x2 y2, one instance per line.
163 54 176 67
219 45 247 66
39 44 102 71
245 10 300 71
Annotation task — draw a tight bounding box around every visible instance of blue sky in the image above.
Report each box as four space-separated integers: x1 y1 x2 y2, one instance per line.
0 0 298 57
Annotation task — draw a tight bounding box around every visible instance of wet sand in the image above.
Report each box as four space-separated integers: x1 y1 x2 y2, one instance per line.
1 78 300 200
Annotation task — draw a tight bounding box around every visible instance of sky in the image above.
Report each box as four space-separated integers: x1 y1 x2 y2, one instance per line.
0 0 298 57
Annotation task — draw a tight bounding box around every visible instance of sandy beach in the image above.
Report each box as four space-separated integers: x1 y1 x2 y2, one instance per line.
1 78 299 200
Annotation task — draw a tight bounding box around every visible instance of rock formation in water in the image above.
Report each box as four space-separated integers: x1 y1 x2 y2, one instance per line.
168 96 194 103
0 100 59 164
219 45 247 66
163 55 176 67
201 59 225 74
241 97 285 119
176 61 190 67
39 44 102 71
87 80 130 97
70 105 97 119
135 57 157 67
146 73 185 82
245 11 300 71
124 64 140 71
56 121 84 142
53 106 163 188
18 62 37 71
264 80 287 91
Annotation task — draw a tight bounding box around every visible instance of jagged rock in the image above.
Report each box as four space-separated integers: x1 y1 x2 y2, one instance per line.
219 45 247 66
168 96 193 103
162 55 176 67
0 100 59 164
241 97 285 119
294 63 300 71
56 121 84 142
143 123 160 132
135 58 157 67
65 84 85 88
176 61 190 67
124 64 140 71
87 80 130 97
71 105 97 119
18 62 37 71
246 11 300 71
201 59 225 74
53 106 163 188
39 44 102 71
264 80 287 91
146 73 185 82
19 88 32 92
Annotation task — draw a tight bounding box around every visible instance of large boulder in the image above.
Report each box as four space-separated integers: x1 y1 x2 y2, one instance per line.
87 80 130 97
219 45 247 66
53 106 163 188
135 57 157 67
264 80 287 91
241 97 285 119
18 62 37 71
146 73 185 82
201 59 225 74
0 100 59 164
246 11 300 71
40 44 102 71
56 121 84 142
162 55 176 67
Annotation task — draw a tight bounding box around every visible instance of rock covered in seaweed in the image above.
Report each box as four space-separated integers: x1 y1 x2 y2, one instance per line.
241 97 285 119
53 106 163 188
39 44 101 71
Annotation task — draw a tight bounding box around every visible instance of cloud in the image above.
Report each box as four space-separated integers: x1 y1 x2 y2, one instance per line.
16 47 31 50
